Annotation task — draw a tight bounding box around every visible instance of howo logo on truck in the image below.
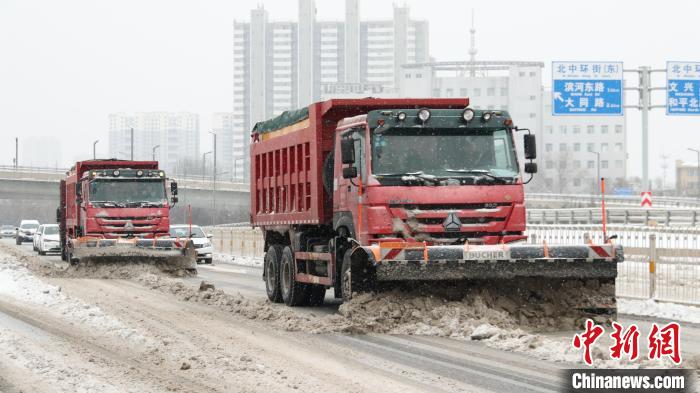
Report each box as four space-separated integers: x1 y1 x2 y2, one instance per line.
442 213 461 231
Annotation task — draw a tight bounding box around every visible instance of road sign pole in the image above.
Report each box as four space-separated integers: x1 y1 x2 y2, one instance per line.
640 66 650 190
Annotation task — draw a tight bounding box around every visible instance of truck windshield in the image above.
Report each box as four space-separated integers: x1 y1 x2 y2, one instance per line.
89 179 166 206
371 127 519 180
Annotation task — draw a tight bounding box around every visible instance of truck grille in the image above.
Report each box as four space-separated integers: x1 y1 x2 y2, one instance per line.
388 203 514 240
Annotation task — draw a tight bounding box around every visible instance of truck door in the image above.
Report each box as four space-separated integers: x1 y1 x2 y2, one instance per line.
335 126 366 236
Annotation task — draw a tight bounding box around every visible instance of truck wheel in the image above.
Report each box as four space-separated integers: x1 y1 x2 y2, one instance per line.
264 245 284 303
280 246 308 306
341 250 375 302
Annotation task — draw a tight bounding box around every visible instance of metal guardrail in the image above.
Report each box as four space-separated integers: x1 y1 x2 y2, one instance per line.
527 208 700 227
526 192 700 208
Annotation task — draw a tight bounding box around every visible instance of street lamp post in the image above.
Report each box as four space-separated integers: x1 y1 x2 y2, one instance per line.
93 139 99 160
590 150 601 194
209 131 217 226
152 145 160 161
14 137 18 170
203 151 212 180
689 148 700 199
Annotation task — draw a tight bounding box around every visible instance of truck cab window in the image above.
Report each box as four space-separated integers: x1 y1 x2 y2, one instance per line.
350 127 366 181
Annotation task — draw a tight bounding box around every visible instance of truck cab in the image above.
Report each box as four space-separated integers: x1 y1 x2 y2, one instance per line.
333 107 536 246
75 168 173 238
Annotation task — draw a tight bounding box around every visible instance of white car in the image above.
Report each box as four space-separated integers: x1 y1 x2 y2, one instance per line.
16 220 40 245
1 225 15 237
170 225 213 264
36 224 60 255
32 224 45 251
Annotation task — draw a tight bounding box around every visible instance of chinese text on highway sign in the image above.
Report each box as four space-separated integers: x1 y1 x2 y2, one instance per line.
552 61 623 115
667 61 700 115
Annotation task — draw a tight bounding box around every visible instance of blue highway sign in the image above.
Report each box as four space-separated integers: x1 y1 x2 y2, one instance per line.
667 61 700 115
552 61 623 116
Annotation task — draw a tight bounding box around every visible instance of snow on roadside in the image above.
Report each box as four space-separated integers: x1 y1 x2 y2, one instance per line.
619 298 700 324
0 251 152 348
213 252 262 268
0 327 123 393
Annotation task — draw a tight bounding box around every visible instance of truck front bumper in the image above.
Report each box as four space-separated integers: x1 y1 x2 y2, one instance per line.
355 242 623 281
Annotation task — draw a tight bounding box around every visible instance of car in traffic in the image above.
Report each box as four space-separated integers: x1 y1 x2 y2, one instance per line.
170 224 213 264
16 220 40 245
36 224 60 255
32 224 45 251
1 225 15 238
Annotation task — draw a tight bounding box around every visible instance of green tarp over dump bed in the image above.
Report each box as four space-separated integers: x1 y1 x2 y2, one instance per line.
252 107 309 134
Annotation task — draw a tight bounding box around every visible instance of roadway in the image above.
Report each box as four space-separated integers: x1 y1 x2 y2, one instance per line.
1 239 698 392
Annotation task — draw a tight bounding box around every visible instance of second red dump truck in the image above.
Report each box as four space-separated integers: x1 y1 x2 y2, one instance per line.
58 159 196 271
250 99 623 313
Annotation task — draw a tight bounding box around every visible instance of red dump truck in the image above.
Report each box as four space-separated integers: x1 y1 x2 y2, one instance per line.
58 159 195 271
250 99 622 313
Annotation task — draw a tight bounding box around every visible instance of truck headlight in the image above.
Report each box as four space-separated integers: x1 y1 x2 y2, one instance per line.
417 109 431 122
481 112 492 122
462 108 475 122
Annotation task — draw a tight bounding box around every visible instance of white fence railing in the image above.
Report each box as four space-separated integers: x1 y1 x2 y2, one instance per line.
528 225 700 306
527 208 700 227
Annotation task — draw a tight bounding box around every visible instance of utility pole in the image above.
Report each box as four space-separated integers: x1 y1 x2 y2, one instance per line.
130 128 134 160
93 139 99 160
623 66 667 191
14 137 18 170
152 145 160 161
689 148 700 200
209 131 217 226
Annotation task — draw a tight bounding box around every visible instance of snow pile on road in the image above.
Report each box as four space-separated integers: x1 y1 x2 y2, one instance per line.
618 298 700 323
0 252 151 347
214 253 263 268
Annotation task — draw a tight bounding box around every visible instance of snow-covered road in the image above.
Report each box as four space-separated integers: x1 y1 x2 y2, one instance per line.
1 239 698 392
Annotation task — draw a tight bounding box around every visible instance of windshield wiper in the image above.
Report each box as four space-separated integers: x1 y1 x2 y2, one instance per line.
375 171 440 185
444 169 512 184
91 200 123 207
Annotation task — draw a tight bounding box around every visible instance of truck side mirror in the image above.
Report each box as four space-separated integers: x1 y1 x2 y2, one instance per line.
524 134 537 160
342 166 358 179
524 162 538 174
340 138 355 164
75 182 82 197
56 208 60 223
170 181 178 196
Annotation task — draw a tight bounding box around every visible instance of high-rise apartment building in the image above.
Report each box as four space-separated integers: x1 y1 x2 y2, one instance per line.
108 112 199 174
233 0 429 180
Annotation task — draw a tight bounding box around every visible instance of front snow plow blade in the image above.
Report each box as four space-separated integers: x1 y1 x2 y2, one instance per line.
352 242 623 319
70 237 197 273
362 242 622 281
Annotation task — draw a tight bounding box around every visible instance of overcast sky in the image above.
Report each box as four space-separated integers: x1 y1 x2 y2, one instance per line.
1 0 699 182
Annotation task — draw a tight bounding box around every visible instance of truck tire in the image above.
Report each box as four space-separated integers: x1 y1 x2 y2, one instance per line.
341 250 375 302
280 246 308 306
264 245 284 303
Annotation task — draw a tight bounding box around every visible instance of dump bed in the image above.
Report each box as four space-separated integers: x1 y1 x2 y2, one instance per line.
250 98 469 227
